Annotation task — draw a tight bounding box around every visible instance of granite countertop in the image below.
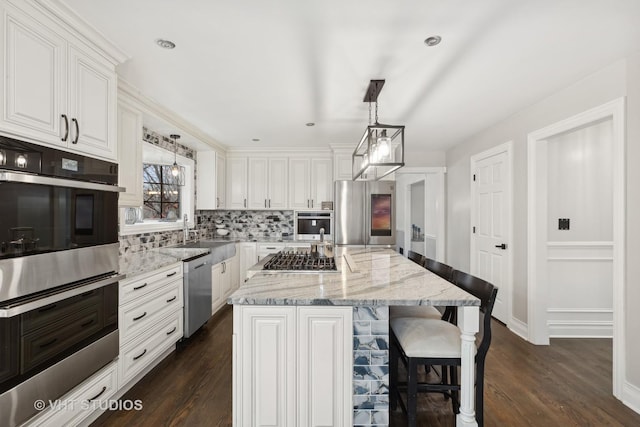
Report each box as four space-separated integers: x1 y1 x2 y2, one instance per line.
119 247 210 278
228 248 479 307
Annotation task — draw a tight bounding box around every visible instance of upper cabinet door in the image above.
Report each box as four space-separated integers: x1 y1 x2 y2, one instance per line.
248 157 269 209
227 157 248 209
216 153 226 208
2 7 66 145
117 100 143 207
68 46 117 159
289 158 311 210
267 157 288 209
0 2 119 161
310 158 332 209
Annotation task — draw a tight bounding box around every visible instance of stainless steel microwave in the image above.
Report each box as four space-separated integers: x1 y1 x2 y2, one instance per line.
294 211 333 241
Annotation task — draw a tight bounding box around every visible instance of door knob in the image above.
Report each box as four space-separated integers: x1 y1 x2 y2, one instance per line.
495 243 507 250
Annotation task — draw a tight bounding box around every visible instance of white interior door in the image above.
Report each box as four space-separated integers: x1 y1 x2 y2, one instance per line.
471 143 512 324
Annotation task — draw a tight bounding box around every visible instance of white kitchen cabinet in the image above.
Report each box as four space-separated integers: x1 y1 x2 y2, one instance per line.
227 156 248 209
25 361 118 427
197 150 226 209
211 262 224 313
248 157 288 209
216 152 226 208
239 242 258 281
289 157 333 210
212 253 237 314
310 158 333 208
0 1 118 160
233 305 352 427
117 98 143 206
257 242 282 261
298 307 353 426
67 45 117 159
289 158 311 210
334 152 353 181
229 251 240 293
118 263 184 388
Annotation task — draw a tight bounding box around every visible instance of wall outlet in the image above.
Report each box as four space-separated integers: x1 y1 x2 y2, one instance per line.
558 218 570 230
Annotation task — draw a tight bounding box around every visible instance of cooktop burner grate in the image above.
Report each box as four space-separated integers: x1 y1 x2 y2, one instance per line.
263 251 337 271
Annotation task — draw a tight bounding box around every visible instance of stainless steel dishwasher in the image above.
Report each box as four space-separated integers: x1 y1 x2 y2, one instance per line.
183 252 213 338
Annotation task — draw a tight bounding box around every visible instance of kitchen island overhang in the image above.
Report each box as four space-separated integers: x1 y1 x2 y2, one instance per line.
228 248 481 427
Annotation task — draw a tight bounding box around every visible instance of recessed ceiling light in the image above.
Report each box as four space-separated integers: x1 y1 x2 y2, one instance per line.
252 138 260 142
155 39 176 49
306 122 315 127
424 35 442 47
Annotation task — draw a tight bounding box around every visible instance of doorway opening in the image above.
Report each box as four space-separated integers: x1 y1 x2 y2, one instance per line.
527 97 625 398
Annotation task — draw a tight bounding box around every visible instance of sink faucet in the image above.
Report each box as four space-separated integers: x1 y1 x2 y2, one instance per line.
319 227 325 243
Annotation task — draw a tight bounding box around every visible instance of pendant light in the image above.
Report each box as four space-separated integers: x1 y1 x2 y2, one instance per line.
170 134 185 186
352 79 405 181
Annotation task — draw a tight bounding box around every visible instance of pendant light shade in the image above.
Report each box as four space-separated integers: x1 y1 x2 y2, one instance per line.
352 80 405 180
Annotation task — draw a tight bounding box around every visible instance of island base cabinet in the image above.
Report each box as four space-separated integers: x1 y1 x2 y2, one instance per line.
233 305 353 427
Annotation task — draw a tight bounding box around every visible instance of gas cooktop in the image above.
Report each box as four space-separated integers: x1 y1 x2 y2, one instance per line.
262 251 337 272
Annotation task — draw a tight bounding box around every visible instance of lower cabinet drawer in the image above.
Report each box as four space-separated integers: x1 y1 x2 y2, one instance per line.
26 361 118 427
119 281 182 345
119 311 182 387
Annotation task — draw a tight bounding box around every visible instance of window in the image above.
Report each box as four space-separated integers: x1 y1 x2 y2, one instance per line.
120 143 194 235
143 164 182 220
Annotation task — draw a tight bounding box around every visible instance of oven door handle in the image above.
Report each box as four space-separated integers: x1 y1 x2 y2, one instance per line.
0 274 124 318
0 171 125 193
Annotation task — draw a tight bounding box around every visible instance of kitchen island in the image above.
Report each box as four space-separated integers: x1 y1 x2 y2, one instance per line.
228 248 480 427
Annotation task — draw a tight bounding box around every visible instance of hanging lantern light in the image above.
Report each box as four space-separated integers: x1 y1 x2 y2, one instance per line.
352 79 405 180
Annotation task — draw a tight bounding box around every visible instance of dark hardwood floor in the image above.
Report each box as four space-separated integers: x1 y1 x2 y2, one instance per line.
93 307 640 426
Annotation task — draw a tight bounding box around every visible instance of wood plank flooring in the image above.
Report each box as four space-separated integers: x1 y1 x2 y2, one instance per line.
92 306 640 426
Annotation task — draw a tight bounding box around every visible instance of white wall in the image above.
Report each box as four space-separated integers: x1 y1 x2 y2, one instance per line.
404 147 446 167
546 119 613 241
410 181 425 232
446 59 626 324
445 53 640 405
625 52 640 395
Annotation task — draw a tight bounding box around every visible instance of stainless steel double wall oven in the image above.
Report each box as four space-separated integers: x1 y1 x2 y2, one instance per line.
0 136 123 426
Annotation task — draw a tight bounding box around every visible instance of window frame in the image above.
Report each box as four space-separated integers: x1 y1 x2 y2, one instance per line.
119 143 194 236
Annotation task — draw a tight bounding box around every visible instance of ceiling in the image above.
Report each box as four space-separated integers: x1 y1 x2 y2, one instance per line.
63 0 640 152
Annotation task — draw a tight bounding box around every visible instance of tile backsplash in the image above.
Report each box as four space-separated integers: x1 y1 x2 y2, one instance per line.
195 210 294 240
118 127 294 256
119 210 294 256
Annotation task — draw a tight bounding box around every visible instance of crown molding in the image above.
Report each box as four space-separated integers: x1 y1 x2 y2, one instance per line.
33 0 129 64
118 79 227 152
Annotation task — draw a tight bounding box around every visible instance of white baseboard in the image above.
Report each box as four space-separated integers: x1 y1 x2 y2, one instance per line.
508 316 529 341
623 381 640 415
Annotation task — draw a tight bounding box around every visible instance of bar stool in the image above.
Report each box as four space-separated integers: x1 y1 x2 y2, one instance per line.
390 270 498 427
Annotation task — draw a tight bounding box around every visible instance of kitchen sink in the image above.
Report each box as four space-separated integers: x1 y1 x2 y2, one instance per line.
176 240 236 264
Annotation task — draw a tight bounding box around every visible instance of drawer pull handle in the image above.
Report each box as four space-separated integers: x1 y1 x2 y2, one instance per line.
166 296 177 303
133 349 147 360
39 304 57 313
133 283 148 291
133 312 147 321
166 326 177 335
39 338 57 349
166 272 177 277
81 319 95 327
194 263 206 269
87 386 107 402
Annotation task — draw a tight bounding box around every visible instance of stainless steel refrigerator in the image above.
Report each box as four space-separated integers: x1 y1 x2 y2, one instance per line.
334 180 396 247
